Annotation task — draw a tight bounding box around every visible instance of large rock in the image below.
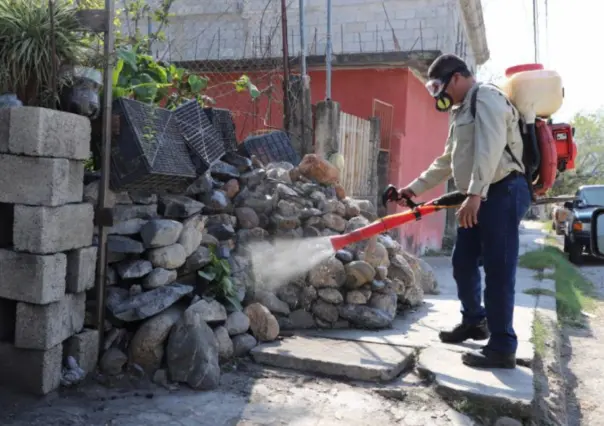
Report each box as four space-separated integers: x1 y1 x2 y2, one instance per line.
252 290 290 315
281 309 315 329
357 243 390 269
140 219 183 248
116 260 153 280
297 154 339 184
308 257 346 289
166 304 220 390
225 311 250 336
177 224 203 258
317 288 343 304
143 268 177 290
188 299 227 325
345 261 376 289
389 254 416 287
129 306 183 373
108 218 147 235
105 284 193 322
244 303 279 342
417 257 439 294
321 213 347 232
234 207 259 229
147 243 187 269
214 326 234 361
232 333 257 357
312 299 339 323
368 291 397 318
180 246 212 275
100 348 127 376
159 195 204 218
107 235 144 254
339 304 393 329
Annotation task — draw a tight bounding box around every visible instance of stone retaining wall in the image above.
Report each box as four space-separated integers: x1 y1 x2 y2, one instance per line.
0 108 99 395
0 106 440 395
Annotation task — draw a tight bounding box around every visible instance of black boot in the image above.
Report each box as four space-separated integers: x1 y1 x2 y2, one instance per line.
439 319 490 344
461 346 516 369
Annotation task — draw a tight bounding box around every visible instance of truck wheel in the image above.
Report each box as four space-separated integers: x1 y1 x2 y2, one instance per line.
564 236 570 253
568 242 584 265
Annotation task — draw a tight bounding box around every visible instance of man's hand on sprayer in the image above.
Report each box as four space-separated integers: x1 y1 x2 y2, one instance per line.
456 194 481 228
397 187 416 207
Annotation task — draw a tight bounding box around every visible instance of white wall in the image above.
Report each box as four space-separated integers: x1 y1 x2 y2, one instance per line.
141 0 482 71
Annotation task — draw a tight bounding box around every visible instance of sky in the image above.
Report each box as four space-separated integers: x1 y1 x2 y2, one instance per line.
479 0 601 121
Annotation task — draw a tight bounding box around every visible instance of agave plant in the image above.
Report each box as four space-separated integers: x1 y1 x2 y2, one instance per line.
0 0 88 107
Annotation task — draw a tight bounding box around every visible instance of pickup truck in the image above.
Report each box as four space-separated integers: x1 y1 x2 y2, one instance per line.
563 184 604 264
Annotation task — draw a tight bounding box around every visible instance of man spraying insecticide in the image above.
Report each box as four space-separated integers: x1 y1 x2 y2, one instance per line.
395 54 532 369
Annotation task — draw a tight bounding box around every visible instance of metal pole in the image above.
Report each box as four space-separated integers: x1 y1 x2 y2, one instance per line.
299 0 306 76
298 0 308 155
325 0 332 100
532 0 539 62
281 0 291 133
95 0 115 355
48 0 57 107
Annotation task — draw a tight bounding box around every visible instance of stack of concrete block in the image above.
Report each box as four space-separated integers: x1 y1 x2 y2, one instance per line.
0 107 99 395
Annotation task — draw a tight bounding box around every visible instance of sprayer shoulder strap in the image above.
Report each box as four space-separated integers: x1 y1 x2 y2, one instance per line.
470 83 523 169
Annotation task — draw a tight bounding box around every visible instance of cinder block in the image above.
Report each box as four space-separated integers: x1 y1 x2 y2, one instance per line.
0 249 66 304
66 246 97 294
0 154 84 206
15 293 85 350
0 297 16 342
0 342 62 395
2 107 90 160
64 329 99 375
13 204 94 254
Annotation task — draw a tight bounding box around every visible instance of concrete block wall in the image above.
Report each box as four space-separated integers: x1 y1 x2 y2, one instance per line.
146 0 479 71
0 107 99 395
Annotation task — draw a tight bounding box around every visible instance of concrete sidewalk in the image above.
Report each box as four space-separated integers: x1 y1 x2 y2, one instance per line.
252 224 557 416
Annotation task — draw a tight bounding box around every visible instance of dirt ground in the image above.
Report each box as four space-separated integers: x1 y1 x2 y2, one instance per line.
564 262 604 426
0 362 473 426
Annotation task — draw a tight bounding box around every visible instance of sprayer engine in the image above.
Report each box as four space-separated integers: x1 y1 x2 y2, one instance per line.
550 122 577 173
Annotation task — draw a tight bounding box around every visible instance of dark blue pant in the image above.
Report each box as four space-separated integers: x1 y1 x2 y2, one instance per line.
451 175 531 354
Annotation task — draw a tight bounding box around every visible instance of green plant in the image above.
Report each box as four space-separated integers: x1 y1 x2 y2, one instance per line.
112 45 259 109
0 0 89 107
197 249 242 311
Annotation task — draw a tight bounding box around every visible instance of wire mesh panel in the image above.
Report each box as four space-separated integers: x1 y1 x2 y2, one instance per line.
238 131 300 166
174 99 226 173
203 107 238 152
109 98 197 193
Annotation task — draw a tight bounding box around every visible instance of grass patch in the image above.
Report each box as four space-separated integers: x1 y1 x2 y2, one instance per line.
519 246 595 325
531 313 549 357
523 287 556 298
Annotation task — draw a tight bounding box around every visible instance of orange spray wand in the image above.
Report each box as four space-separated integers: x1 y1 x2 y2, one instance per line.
330 187 467 251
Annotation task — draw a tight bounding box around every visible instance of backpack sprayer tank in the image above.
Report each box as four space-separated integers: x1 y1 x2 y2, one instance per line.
499 64 575 195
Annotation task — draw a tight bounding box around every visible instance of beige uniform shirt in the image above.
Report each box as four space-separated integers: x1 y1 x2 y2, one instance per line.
408 83 525 199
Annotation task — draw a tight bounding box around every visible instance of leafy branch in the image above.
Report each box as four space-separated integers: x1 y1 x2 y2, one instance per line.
197 248 242 311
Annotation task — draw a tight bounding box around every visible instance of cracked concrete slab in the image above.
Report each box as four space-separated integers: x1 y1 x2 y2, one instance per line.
417 346 534 416
251 335 414 382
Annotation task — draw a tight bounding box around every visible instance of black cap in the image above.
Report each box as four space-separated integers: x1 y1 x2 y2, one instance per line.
427 54 471 80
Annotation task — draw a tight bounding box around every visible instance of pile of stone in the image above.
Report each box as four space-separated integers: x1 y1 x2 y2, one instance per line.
84 149 438 391
0 107 99 395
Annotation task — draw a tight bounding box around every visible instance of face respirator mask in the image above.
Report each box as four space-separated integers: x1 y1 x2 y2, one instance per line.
425 66 468 112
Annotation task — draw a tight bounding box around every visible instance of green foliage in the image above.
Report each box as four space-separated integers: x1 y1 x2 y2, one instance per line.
197 249 242 312
550 109 604 196
0 0 89 107
112 45 256 110
519 246 595 325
